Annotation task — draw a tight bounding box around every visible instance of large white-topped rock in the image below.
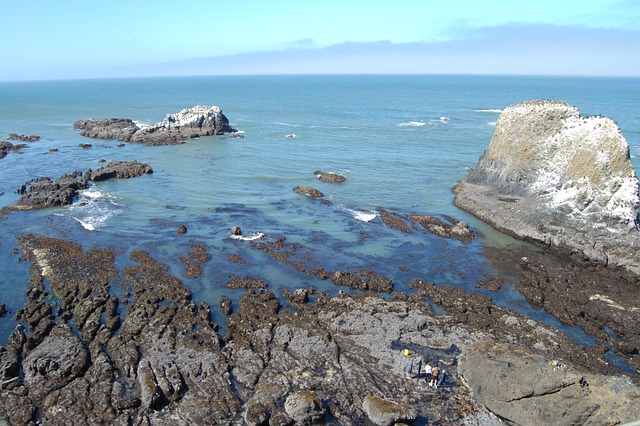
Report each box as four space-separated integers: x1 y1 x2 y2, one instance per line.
454 100 640 274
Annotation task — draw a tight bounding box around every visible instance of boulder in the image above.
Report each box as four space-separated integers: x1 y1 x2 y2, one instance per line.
454 100 640 274
284 391 325 425
362 395 418 426
458 342 640 425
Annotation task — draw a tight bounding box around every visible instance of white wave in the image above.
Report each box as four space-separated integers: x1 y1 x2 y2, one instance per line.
398 121 426 127
285 133 297 138
475 109 503 113
487 121 497 126
68 187 123 231
274 122 302 128
439 116 450 123
230 231 264 241
348 209 377 222
73 217 96 231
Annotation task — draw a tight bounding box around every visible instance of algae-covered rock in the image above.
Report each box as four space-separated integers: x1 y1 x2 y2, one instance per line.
362 394 418 426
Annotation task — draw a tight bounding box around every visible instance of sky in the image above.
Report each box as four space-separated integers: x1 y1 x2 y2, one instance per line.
1 0 639 81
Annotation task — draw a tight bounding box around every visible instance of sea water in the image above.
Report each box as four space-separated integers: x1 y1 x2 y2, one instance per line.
0 75 639 343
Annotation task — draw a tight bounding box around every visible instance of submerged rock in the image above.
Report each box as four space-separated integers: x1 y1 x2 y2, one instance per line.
74 105 236 145
454 100 640 275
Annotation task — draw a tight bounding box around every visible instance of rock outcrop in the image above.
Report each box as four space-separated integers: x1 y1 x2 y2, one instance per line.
1 161 152 213
74 105 236 145
459 342 640 425
454 100 640 274
2 234 638 425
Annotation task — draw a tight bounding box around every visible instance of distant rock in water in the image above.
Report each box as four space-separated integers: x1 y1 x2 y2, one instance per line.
314 170 346 183
454 100 640 274
74 105 236 145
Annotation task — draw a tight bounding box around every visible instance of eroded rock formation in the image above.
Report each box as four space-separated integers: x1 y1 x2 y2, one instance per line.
454 100 640 274
74 105 236 145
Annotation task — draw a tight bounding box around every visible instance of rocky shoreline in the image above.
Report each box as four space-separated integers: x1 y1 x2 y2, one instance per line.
1 101 639 425
0 232 638 425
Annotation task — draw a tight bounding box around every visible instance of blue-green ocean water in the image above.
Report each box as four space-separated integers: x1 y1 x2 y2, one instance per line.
1 75 639 346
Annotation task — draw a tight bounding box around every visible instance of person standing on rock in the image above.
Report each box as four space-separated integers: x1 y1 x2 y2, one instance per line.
415 355 423 378
430 365 441 387
437 368 447 388
404 353 414 379
422 361 432 384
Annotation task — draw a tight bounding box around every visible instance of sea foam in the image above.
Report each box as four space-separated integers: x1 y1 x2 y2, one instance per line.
398 121 426 127
348 209 378 222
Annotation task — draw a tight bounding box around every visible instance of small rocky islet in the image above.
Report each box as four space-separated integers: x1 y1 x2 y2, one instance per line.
0 102 639 425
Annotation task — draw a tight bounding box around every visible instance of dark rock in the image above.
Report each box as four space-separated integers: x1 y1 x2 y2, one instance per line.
227 275 269 289
7 172 88 211
314 170 346 183
244 402 269 426
23 325 91 401
331 270 393 292
2 161 152 213
379 210 413 233
220 298 233 316
8 133 40 142
177 225 187 234
293 185 324 199
89 160 153 181
0 304 6 318
229 254 246 264
231 225 242 236
73 118 139 141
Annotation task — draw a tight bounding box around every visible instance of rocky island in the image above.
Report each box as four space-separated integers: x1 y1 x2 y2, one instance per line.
74 105 236 145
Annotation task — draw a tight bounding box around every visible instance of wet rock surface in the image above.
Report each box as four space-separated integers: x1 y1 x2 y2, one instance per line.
1 234 638 425
314 170 347 183
293 185 324 199
74 105 236 145
1 161 152 213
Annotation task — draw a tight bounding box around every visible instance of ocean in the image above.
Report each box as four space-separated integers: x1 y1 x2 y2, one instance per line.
1 74 639 344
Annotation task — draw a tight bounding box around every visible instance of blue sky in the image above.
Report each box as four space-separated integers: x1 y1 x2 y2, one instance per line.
1 0 639 81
